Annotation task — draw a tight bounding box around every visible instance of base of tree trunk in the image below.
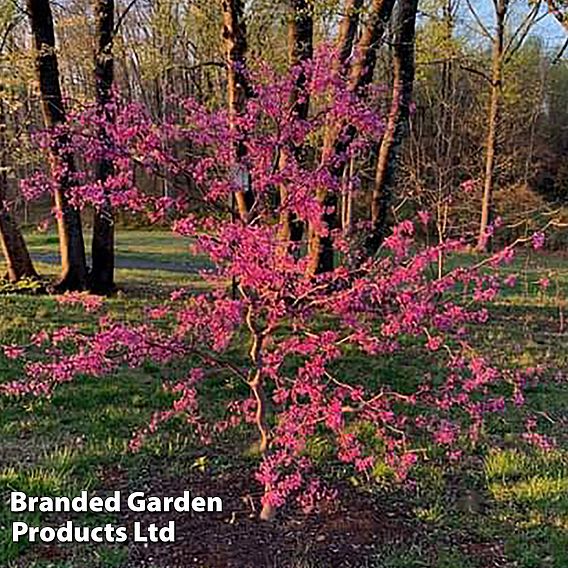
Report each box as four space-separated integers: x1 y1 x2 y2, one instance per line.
2 268 40 284
364 220 388 257
52 271 88 293
364 233 381 257
259 502 276 521
0 212 40 283
88 275 117 297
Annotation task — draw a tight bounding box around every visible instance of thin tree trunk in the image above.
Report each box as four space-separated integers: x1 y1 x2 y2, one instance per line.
0 98 38 282
27 0 88 291
90 0 115 295
308 0 396 274
279 0 313 243
348 0 397 92
335 0 365 74
343 157 355 235
367 0 419 255
477 0 507 252
221 0 254 221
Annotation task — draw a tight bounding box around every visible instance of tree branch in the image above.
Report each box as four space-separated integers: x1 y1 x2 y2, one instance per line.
113 0 140 37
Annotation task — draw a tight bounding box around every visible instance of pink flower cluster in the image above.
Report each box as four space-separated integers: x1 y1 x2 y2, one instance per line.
56 292 105 313
3 54 553 515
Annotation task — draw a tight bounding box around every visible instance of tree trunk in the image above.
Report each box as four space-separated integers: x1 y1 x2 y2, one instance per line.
0 210 38 283
279 0 313 244
477 0 507 252
367 0 419 256
335 0 365 74
221 0 254 221
0 96 38 282
90 0 115 295
348 0 397 92
308 0 396 274
27 0 88 291
342 157 355 235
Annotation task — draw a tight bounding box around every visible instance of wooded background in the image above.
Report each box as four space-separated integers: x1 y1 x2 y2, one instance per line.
0 0 566 292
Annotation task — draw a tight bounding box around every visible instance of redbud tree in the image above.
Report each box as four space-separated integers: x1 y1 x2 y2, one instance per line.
2 53 550 521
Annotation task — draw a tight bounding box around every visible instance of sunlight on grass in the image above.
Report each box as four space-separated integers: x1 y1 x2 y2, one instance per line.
490 476 568 504
485 448 568 508
0 466 70 495
485 449 529 481
0 237 566 567
21 229 204 266
484 449 568 568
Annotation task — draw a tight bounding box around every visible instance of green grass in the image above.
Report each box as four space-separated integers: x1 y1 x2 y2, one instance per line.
2 229 211 298
23 229 203 267
0 233 567 567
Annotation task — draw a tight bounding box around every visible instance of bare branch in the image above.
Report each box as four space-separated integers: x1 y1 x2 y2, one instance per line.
113 0 140 37
0 13 22 54
504 0 547 63
464 0 494 39
553 36 568 62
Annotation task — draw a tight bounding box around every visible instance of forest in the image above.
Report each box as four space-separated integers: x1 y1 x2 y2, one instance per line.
0 1 567 567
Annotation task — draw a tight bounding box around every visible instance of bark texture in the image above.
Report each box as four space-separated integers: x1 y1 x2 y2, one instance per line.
335 0 365 74
477 0 508 252
348 0 397 92
279 0 313 243
308 0 396 273
90 0 116 295
367 0 419 255
0 97 38 282
27 0 88 291
221 0 254 221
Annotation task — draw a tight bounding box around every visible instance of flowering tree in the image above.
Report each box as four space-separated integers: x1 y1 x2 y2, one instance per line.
2 54 548 521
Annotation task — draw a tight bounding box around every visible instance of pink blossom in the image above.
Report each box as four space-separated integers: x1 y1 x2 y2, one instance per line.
427 335 443 352
538 277 550 291
3 345 24 360
36 219 50 233
460 179 477 193
418 210 431 226
531 232 545 251
56 292 104 313
504 274 517 287
1 54 550 515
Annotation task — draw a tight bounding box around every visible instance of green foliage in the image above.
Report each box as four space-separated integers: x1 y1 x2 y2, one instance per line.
0 277 44 295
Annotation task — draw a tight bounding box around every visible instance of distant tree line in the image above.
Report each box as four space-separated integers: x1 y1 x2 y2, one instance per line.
0 0 566 293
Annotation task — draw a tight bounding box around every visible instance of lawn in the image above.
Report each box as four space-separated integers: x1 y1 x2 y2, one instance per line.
24 229 194 266
0 234 567 568
5 229 207 297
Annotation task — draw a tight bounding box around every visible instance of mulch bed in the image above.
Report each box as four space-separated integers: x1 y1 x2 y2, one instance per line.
12 460 511 567
122 470 412 568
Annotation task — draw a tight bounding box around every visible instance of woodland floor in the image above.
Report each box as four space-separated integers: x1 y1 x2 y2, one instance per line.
0 230 567 568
